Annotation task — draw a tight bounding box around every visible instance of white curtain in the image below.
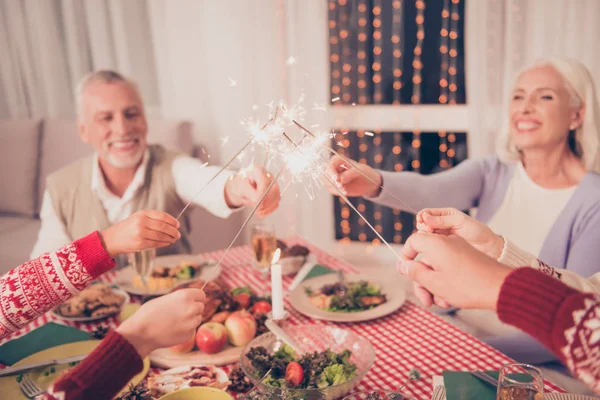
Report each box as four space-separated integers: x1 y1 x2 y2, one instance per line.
0 0 159 118
147 0 332 246
466 0 600 158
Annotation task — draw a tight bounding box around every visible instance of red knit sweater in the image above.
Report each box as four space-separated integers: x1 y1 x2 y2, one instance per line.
498 267 600 393
0 231 115 339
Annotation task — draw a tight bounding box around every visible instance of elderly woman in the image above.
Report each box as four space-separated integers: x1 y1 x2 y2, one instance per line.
330 57 600 363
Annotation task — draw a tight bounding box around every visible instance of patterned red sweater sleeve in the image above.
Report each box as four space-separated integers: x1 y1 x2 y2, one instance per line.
43 330 143 400
0 231 115 339
498 267 600 393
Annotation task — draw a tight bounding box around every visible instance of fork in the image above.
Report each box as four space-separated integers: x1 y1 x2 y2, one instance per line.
19 374 45 399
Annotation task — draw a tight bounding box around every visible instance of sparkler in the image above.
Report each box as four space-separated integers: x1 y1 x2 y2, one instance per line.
282 133 402 260
176 117 277 221
292 120 419 214
200 133 309 289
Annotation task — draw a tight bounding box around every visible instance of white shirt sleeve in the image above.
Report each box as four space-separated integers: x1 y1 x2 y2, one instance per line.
172 156 237 219
30 191 74 258
498 238 600 296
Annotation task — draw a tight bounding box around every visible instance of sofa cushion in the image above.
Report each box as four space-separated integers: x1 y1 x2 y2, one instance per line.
0 120 41 216
37 119 195 213
0 216 41 275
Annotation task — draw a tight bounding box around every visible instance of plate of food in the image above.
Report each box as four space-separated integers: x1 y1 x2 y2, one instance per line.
115 255 220 296
147 365 230 397
288 273 406 322
0 340 150 399
149 281 274 368
52 283 130 322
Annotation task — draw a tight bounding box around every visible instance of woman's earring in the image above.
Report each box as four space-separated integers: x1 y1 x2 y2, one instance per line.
570 124 577 130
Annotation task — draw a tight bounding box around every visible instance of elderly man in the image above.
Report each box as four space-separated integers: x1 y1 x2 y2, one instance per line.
31 70 280 257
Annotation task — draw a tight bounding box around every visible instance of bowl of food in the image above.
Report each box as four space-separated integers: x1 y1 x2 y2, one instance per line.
240 324 375 399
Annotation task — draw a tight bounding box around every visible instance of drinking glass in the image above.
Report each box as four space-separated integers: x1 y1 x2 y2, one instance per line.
497 363 544 400
128 248 156 287
251 224 277 269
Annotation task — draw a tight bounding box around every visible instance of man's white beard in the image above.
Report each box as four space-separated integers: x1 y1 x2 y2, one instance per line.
103 145 145 169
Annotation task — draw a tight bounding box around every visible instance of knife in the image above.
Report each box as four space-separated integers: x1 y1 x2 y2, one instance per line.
0 354 87 377
469 370 498 388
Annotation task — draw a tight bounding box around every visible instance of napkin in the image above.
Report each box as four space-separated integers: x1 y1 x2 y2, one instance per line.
0 322 91 365
302 264 336 280
442 370 498 400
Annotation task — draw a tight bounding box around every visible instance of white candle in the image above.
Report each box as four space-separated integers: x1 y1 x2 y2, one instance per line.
271 263 284 320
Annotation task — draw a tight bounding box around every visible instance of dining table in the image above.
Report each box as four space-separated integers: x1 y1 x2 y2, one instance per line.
0 236 564 399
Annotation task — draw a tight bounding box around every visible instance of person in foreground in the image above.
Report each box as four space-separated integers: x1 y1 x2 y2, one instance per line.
41 288 206 400
0 210 180 339
399 217 600 393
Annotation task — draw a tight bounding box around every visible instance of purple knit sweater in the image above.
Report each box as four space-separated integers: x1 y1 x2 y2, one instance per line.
373 155 600 363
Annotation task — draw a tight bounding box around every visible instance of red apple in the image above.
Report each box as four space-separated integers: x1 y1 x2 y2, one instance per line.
195 322 228 354
170 334 196 353
225 310 257 347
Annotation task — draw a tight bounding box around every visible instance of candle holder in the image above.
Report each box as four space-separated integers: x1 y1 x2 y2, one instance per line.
266 311 290 322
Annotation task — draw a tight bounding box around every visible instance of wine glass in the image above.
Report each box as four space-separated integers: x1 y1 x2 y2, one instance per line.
497 363 544 400
128 248 156 288
251 224 277 270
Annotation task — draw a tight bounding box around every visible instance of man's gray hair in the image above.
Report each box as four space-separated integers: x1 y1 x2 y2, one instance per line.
75 70 140 116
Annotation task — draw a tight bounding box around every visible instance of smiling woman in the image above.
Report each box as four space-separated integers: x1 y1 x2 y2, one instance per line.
328 56 600 363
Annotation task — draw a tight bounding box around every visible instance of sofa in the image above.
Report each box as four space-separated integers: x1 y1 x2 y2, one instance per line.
0 119 243 275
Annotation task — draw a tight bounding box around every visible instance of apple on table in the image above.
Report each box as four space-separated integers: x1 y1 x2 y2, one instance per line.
225 310 257 347
195 322 228 354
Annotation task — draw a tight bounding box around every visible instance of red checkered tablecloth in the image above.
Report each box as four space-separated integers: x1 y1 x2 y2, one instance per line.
0 237 564 399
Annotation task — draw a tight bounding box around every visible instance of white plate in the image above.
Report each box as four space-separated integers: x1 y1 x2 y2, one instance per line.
114 255 221 296
289 273 406 322
52 287 130 322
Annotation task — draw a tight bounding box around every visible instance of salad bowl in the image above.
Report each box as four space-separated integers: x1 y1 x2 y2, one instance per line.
240 324 375 399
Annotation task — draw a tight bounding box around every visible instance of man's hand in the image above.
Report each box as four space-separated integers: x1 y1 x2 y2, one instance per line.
224 166 281 217
99 210 181 257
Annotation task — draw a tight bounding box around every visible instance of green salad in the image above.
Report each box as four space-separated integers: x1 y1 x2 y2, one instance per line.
305 280 387 312
246 344 357 389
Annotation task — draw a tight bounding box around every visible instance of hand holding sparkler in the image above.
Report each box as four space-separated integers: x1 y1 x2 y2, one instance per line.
224 165 281 217
328 155 383 198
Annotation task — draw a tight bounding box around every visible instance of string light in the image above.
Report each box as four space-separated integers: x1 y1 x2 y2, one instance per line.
411 0 425 173
329 1 341 102
447 0 460 166
339 0 352 104
438 0 450 168
392 0 404 243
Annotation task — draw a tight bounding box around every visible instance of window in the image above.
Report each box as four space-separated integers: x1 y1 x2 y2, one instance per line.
329 0 468 244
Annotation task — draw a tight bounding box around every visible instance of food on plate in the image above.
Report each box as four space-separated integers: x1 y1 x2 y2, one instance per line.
170 335 196 353
55 283 126 318
276 240 310 259
228 366 254 393
232 287 253 309
132 260 206 291
305 280 387 312
147 365 230 396
225 310 257 347
196 322 228 354
164 282 269 354
176 280 236 321
246 344 357 389
252 301 271 315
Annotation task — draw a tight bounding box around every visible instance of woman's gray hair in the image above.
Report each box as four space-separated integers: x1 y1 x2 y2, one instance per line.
496 57 600 173
75 70 140 116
